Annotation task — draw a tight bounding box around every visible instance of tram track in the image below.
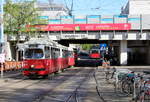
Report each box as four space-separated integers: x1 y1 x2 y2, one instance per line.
93 68 107 102
65 67 94 102
33 67 94 102
0 67 84 102
1 66 135 102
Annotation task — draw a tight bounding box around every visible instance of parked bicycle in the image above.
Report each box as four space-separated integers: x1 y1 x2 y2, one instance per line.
121 72 135 96
105 67 116 83
134 72 150 102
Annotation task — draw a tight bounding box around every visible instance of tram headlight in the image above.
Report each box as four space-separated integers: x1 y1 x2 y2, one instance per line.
31 65 35 68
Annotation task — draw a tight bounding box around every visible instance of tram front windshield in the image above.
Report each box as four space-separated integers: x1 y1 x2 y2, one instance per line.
24 49 44 59
91 50 99 53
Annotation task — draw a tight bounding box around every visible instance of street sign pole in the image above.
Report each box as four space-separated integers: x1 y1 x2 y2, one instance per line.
0 0 4 79
0 0 4 44
0 53 5 79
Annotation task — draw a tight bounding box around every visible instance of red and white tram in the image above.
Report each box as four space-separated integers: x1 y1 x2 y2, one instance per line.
18 38 75 78
89 48 101 59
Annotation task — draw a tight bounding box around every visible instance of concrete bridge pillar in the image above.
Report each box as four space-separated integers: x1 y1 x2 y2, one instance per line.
120 40 128 65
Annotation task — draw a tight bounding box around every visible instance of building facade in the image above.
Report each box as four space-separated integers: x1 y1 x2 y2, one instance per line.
121 0 150 14
36 2 69 19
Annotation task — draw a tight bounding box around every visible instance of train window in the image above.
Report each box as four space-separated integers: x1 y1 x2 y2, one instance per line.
91 50 99 53
24 49 44 59
55 48 60 58
68 51 73 57
45 47 50 58
62 50 68 58
62 50 66 58
51 48 55 59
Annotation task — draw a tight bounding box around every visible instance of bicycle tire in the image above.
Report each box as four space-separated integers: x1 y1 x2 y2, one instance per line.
121 80 132 96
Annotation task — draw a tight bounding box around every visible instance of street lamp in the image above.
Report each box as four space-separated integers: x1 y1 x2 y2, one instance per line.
0 0 4 52
0 0 4 79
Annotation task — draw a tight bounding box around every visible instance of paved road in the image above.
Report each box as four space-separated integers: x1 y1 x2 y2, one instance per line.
0 67 96 102
0 60 150 102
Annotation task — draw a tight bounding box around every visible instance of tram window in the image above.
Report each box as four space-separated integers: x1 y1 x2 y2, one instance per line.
62 50 66 58
55 49 60 58
51 48 55 59
63 50 68 58
68 51 73 57
91 50 99 53
25 49 44 59
45 47 50 58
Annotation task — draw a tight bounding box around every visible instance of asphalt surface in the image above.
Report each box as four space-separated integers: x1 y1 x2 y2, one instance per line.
0 67 96 102
0 59 150 102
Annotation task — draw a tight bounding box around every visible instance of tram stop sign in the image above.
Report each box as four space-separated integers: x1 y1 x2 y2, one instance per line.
100 44 107 51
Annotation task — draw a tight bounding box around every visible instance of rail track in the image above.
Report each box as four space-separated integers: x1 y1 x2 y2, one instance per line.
65 68 95 102
33 67 94 102
1 63 148 102
0 67 96 102
93 67 107 102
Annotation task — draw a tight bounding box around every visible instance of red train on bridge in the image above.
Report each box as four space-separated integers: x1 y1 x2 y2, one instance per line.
18 38 75 78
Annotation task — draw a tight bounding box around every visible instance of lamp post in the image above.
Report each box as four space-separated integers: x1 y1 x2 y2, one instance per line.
0 0 4 79
0 0 4 51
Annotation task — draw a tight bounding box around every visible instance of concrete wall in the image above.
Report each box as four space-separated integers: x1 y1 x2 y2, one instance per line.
130 0 150 14
122 0 150 15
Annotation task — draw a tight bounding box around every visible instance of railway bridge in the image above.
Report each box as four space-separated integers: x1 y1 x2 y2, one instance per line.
7 14 150 65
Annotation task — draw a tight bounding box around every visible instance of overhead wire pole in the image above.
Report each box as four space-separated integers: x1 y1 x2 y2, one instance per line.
0 0 5 79
70 0 73 16
64 0 73 16
0 0 4 47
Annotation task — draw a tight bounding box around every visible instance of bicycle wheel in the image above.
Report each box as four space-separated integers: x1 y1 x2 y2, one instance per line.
121 81 131 95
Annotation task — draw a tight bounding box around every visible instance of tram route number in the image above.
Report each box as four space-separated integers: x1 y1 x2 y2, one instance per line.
61 34 88 39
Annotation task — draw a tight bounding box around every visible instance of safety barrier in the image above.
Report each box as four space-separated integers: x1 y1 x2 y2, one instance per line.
0 61 23 71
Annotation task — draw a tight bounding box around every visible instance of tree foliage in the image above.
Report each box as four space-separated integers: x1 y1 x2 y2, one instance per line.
81 44 93 50
4 0 38 35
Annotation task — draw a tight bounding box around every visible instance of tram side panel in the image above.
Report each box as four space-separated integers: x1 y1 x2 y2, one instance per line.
62 49 69 69
68 51 75 66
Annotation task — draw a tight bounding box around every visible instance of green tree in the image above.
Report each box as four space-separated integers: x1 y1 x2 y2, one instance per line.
4 0 38 60
4 0 38 36
81 44 93 50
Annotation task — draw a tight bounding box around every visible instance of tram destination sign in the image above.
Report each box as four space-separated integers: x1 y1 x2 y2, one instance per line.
27 23 131 31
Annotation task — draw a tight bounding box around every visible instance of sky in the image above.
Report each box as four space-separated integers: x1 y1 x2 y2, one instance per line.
38 0 128 15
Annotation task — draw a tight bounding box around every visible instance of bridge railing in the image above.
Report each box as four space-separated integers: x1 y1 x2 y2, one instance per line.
38 14 150 30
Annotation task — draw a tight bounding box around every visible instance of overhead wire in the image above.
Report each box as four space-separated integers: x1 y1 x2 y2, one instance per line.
62 0 125 15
